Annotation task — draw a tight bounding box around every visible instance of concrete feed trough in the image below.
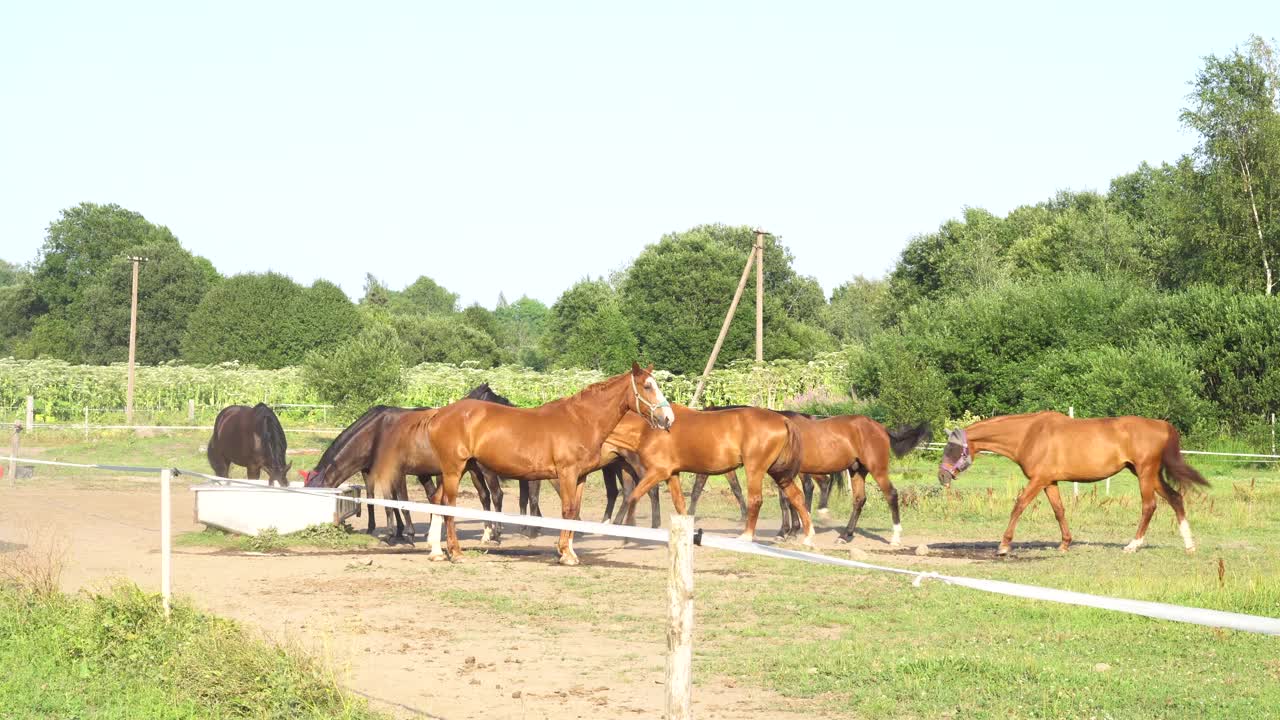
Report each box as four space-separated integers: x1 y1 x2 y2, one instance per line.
191 480 364 537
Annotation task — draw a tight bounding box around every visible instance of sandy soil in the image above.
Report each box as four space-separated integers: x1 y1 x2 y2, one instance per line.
0 477 973 719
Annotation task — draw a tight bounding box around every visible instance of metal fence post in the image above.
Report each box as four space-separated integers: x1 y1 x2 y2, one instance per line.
160 468 172 619
666 515 695 720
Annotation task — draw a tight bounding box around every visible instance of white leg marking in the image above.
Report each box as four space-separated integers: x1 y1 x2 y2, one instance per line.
428 513 445 559
1179 519 1196 552
802 528 815 548
734 531 753 543
890 523 903 547
816 507 830 516
1123 537 1145 553
480 525 493 544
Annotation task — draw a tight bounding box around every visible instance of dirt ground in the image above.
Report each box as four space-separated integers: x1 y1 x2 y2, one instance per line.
0 476 970 720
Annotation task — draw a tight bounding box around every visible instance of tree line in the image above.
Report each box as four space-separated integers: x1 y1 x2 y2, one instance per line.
1 36 1277 440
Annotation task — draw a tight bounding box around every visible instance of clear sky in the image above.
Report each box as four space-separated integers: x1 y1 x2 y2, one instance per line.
2 1 1276 308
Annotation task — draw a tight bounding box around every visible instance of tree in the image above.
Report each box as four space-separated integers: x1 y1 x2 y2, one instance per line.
494 295 551 368
0 259 25 288
182 273 357 368
0 282 42 356
75 243 219 364
388 276 459 316
1182 35 1280 294
303 323 406 412
825 276 888 343
620 225 832 374
544 279 638 372
460 303 499 340
394 314 501 367
33 203 182 311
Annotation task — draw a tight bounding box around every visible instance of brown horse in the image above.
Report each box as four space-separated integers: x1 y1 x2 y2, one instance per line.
426 363 675 564
207 403 292 486
305 384 512 543
689 409 930 545
938 411 1209 555
613 404 815 546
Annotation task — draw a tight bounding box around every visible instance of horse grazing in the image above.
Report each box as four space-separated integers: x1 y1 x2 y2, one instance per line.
304 384 512 543
426 363 675 564
613 404 815 546
207 403 292 486
938 411 1209 555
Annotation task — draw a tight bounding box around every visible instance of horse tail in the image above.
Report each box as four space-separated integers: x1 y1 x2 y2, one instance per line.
769 417 804 481
253 403 288 469
887 421 932 458
1161 425 1209 492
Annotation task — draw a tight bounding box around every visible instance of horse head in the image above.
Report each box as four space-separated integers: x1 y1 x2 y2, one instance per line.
937 428 972 487
630 362 674 431
268 461 293 487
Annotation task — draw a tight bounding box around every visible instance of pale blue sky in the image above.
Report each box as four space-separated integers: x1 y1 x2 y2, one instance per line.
2 2 1276 307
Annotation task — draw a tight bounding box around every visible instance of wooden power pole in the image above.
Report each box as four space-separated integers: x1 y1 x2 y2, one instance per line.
754 228 766 362
126 256 147 426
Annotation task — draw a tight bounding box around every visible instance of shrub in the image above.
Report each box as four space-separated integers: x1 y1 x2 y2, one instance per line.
302 324 405 411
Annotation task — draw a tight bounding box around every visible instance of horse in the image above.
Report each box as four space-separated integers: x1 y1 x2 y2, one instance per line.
207 403 292 486
688 407 930 545
938 411 1209 555
426 363 675 564
612 404 815 546
304 384 512 543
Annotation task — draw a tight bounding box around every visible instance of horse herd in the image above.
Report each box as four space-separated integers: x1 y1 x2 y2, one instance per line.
207 364 1210 564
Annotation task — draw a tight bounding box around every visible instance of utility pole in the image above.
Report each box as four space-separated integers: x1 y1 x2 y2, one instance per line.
690 248 755 407
126 256 147 426
754 229 766 362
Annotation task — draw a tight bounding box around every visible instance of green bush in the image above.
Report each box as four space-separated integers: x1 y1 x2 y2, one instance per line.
544 279 638 373
848 335 954 431
394 314 502 368
302 324 405 411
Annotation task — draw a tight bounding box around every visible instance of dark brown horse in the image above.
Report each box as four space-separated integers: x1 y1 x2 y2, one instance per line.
426 363 674 564
938 411 1209 555
304 384 512 543
613 404 814 546
207 403 291 486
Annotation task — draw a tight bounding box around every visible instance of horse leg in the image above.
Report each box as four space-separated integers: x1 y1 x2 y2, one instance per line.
1153 475 1196 552
602 466 620 523
488 472 504 542
619 468 669 526
360 471 376 535
999 480 1046 555
870 463 902 546
666 474 687 515
736 469 766 543
247 464 261 480
803 475 816 514
725 470 749 522
523 480 543 538
647 469 662 528
395 474 414 544
776 487 794 539
837 468 869 544
816 473 836 515
555 471 585 565
1043 483 1072 552
688 474 708 516
471 469 496 545
427 471 462 561
1124 469 1160 553
775 475 815 547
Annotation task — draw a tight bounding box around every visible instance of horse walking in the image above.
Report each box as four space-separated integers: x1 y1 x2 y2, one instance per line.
938 411 1209 555
613 404 815 546
207 404 292 486
426 363 674 564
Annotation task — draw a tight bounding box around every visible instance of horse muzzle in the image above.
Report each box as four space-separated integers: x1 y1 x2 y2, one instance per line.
937 469 954 488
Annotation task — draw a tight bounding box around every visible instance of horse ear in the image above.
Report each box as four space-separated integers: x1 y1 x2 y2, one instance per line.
631 361 641 374
646 363 655 373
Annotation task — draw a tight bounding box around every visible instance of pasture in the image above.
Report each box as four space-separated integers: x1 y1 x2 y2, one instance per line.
3 427 1279 719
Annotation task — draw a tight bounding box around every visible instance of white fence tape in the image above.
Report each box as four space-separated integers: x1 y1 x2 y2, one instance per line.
4 455 1280 636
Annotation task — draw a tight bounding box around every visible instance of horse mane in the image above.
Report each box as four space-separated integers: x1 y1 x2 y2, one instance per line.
539 371 631 411
314 405 402 476
252 403 288 470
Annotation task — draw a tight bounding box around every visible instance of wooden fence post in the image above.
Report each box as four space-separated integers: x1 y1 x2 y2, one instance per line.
666 514 695 720
160 468 172 619
25 395 34 431
188 399 196 425
84 407 90 440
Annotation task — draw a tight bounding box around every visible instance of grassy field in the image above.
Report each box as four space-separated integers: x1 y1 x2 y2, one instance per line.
0 582 386 720
8 428 1280 718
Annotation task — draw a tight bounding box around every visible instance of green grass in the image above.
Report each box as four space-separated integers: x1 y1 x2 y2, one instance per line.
176 524 376 553
0 582 386 719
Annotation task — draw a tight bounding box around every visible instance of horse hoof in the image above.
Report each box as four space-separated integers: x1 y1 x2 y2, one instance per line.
835 534 851 545
996 545 1011 557
1185 545 1197 554
816 508 830 516
734 533 753 543
1058 543 1070 553
1122 540 1143 553
558 554 580 567
801 536 815 549
428 552 447 562
889 539 903 548
449 554 464 564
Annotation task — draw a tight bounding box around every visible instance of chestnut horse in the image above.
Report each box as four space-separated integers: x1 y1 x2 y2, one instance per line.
426 363 674 564
517 454 662 536
612 404 815 546
305 384 512 543
688 408 930 545
938 411 1209 555
207 403 292 486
